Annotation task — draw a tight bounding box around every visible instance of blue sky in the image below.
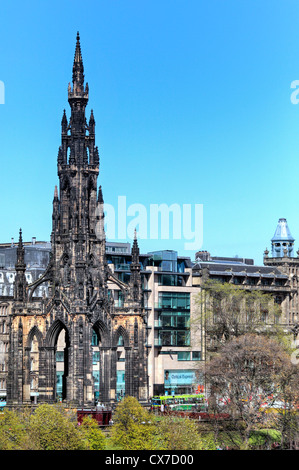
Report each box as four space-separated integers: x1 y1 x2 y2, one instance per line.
1 0 299 264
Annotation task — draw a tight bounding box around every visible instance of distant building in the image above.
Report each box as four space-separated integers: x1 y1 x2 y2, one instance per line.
0 239 50 298
264 218 299 327
270 218 295 258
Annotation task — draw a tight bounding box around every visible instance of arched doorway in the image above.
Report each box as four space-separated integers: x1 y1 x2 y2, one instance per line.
55 327 70 401
91 320 110 404
30 335 39 404
116 335 125 401
91 329 101 403
46 320 70 402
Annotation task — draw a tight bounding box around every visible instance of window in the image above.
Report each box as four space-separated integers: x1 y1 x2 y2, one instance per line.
160 312 189 328
157 293 190 347
56 351 64 362
158 292 190 309
93 352 100 364
93 371 100 388
118 272 131 283
114 290 124 307
192 351 201 361
91 331 99 346
56 372 63 396
178 351 191 361
159 330 190 347
0 305 8 316
158 274 183 287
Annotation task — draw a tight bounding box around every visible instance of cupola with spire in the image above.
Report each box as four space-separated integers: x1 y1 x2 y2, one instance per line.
271 218 295 258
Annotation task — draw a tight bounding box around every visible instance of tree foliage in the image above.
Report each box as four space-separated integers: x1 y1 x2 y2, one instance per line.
28 404 87 450
156 415 215 450
78 415 106 450
110 396 157 450
194 279 283 353
0 408 30 450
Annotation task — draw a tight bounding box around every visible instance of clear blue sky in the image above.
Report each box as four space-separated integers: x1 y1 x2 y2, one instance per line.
1 0 299 264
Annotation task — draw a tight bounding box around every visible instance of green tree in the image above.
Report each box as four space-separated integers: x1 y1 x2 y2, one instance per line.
110 396 157 450
156 415 215 450
28 404 87 450
79 415 106 450
0 408 30 450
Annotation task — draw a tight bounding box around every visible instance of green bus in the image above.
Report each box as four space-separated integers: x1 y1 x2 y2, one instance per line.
151 394 205 411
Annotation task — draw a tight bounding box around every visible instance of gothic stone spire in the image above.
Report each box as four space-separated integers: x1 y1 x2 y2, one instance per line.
14 228 27 301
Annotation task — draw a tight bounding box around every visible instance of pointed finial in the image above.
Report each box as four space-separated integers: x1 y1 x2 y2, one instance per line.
16 227 26 268
132 228 139 258
131 228 140 270
74 31 82 62
61 109 68 133
89 109 95 124
97 185 104 204
72 31 84 87
54 185 58 199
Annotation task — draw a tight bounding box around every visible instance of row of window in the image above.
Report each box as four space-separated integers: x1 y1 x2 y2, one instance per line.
157 292 190 310
177 351 201 361
158 312 190 329
212 276 286 286
156 330 190 347
157 274 185 287
0 305 8 316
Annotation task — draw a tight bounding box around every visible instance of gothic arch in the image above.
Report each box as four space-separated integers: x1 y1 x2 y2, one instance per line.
26 325 44 349
112 325 130 348
45 319 69 348
92 319 110 347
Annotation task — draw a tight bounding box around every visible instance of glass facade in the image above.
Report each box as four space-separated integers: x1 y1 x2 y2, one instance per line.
157 292 190 309
148 250 187 273
156 292 190 347
158 274 184 286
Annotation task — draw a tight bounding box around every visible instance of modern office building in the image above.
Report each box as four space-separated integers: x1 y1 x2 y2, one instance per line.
107 247 203 397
